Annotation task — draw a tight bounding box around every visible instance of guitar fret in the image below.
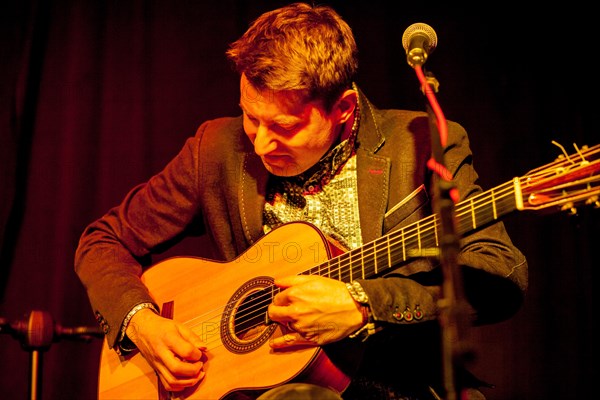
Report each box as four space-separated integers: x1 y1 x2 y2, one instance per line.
366 242 375 278
434 215 439 246
417 220 422 251
353 248 359 280
348 251 353 282
373 240 378 275
388 239 393 269
470 197 476 229
491 187 497 220
400 228 405 262
324 260 328 279
358 246 364 279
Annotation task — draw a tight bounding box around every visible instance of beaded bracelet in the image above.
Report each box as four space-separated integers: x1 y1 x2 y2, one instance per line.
345 281 377 341
116 302 159 354
345 281 369 304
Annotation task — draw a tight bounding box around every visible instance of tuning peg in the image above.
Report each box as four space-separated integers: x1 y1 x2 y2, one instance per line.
585 195 600 208
560 202 578 215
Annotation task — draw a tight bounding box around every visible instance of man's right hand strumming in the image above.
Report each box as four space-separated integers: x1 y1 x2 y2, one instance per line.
126 308 207 392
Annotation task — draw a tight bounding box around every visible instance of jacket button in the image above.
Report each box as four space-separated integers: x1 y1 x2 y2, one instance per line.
414 305 423 320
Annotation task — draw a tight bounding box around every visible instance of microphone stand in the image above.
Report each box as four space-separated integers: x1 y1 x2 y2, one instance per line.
0 310 104 400
420 71 473 400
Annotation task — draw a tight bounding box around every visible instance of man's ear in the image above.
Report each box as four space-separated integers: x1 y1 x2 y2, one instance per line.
334 89 358 124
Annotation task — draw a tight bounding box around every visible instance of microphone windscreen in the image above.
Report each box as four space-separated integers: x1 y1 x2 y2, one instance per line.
402 23 438 53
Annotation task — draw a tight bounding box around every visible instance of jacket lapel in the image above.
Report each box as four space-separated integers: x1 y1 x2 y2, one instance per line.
239 152 269 245
356 151 390 244
355 91 390 244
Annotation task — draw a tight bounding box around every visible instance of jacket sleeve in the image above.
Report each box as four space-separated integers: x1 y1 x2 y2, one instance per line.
357 119 528 329
74 134 204 348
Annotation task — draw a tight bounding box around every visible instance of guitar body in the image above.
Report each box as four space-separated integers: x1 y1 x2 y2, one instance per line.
98 222 351 400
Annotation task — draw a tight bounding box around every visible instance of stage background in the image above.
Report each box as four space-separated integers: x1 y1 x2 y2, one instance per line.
1 1 595 399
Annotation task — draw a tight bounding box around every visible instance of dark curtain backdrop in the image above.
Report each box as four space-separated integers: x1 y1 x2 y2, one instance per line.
1 1 596 399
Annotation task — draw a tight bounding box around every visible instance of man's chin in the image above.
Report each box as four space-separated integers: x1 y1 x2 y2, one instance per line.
262 160 304 177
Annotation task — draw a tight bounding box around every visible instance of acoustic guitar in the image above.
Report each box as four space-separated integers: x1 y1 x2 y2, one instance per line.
98 143 600 399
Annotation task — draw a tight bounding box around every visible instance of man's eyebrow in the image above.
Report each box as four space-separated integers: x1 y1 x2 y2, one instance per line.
239 103 301 126
239 104 258 120
273 115 301 126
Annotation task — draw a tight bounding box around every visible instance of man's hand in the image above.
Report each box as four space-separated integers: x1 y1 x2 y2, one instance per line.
125 308 207 392
267 275 365 348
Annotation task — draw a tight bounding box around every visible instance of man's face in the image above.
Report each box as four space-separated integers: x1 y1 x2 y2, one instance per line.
239 74 343 177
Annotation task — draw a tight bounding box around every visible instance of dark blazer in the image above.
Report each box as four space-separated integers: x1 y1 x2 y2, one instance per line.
75 89 527 392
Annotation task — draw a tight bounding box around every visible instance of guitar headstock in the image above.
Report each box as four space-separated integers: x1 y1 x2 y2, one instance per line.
518 143 600 214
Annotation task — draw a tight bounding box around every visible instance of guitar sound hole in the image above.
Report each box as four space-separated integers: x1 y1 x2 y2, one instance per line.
221 276 277 354
234 287 270 340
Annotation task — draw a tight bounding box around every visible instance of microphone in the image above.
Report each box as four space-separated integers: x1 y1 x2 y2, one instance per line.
402 23 438 68
1 311 104 350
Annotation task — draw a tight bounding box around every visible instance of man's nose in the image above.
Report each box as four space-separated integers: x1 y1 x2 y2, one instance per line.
253 125 277 156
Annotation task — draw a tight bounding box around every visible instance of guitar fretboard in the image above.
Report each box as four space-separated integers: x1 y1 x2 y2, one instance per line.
302 180 519 282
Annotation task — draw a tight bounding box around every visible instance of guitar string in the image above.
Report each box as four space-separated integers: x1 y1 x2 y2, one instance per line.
225 181 518 338
187 152 600 350
181 180 520 351
185 208 515 350
188 161 580 336
184 181 518 341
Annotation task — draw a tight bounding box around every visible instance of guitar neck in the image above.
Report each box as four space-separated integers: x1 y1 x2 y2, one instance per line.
298 143 600 283
302 179 520 282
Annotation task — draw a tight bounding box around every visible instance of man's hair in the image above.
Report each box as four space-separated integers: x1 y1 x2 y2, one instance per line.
226 2 358 111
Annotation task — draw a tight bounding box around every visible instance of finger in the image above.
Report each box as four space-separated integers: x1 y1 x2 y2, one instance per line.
269 332 315 349
157 368 206 392
177 324 207 352
164 355 205 377
270 283 302 306
273 274 311 288
267 303 295 321
286 321 297 332
155 351 206 392
154 339 205 379
169 329 206 362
